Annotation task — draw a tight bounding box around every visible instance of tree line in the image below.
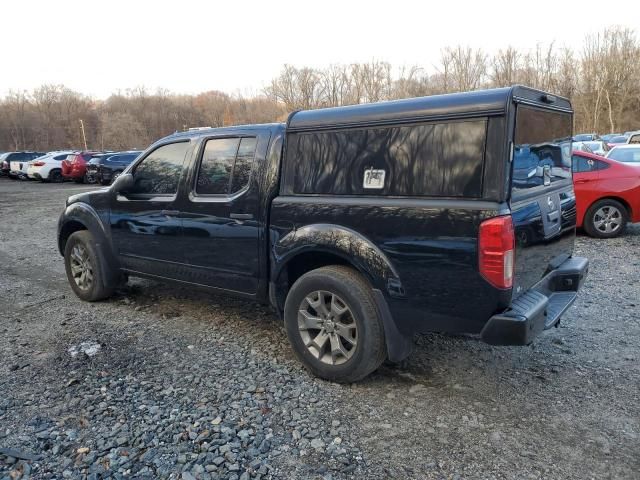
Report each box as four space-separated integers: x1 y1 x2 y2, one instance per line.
1 27 638 152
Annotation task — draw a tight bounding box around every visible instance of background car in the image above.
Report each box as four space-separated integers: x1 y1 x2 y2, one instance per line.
573 140 609 156
61 151 101 183
85 151 141 185
627 131 640 144
573 150 640 238
605 134 629 148
600 133 620 143
573 133 601 142
2 151 45 178
27 151 74 182
606 144 640 164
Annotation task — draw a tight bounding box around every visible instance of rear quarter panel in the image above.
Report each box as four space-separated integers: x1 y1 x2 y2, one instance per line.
270 197 512 335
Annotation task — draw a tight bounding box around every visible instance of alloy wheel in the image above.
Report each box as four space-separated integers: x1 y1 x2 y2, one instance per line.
593 206 622 234
298 290 358 365
69 244 94 291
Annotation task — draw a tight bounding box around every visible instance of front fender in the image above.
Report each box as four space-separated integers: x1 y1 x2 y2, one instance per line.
273 223 404 297
58 202 120 288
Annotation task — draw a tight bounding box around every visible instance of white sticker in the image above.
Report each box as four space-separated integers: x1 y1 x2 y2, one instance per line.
363 168 386 189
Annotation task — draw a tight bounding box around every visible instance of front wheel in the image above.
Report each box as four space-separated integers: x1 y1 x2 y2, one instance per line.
584 199 628 238
64 231 114 301
284 265 386 383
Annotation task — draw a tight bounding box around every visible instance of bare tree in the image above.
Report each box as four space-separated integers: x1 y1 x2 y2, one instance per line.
2 27 639 152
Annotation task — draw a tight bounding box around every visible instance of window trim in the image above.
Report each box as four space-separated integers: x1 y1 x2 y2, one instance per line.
189 134 257 202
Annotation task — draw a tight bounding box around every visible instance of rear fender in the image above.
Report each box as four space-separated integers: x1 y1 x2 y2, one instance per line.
273 224 411 362
273 223 404 296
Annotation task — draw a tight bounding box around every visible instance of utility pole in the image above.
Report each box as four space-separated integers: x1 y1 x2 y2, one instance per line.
79 119 88 150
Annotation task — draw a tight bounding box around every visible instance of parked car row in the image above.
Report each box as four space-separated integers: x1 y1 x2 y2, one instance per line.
574 130 640 148
0 150 141 184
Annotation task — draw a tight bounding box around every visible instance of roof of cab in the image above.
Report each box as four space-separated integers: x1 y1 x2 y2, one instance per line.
161 122 285 142
287 85 572 132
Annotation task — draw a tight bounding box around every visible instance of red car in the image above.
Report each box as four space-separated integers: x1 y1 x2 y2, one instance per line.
61 151 101 183
572 150 640 238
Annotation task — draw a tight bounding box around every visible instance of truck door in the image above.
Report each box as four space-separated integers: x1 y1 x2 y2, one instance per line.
110 140 191 279
178 132 270 294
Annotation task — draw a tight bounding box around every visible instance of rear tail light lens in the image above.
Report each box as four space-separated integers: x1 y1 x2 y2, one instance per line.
478 215 515 289
32 161 46 166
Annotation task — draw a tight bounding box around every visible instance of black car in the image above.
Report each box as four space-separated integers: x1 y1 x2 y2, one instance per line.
85 151 141 185
58 86 588 383
1 151 45 177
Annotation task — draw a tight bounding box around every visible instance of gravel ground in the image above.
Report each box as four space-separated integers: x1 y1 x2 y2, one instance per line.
0 179 638 480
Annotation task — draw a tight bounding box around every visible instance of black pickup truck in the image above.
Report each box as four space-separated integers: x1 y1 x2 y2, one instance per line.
58 86 588 382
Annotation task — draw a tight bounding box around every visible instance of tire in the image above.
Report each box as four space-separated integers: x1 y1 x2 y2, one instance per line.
64 231 114 301
583 199 628 238
48 169 63 183
283 265 387 383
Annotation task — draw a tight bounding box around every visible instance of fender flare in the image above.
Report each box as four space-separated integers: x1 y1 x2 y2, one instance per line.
273 223 404 296
58 203 120 288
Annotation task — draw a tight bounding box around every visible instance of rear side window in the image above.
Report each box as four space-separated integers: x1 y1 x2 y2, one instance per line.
231 138 258 193
285 120 486 197
53 154 67 161
512 106 573 193
572 156 592 173
131 142 189 195
196 137 257 195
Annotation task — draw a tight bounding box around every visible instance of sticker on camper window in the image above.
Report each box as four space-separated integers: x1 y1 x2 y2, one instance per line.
363 168 386 189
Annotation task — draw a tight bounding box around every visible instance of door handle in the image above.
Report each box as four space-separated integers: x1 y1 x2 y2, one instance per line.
161 209 179 216
574 179 588 184
230 213 253 220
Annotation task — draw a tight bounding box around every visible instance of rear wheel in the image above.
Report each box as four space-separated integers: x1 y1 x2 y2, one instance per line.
64 231 114 301
48 169 63 183
284 265 386 383
584 199 628 238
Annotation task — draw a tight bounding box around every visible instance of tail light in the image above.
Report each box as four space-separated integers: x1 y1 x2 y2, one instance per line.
478 215 515 289
32 161 46 166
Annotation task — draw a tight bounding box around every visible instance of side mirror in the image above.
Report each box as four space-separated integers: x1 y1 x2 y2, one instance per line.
111 173 134 194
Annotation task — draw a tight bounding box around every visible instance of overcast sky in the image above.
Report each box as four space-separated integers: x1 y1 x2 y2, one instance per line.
2 0 638 99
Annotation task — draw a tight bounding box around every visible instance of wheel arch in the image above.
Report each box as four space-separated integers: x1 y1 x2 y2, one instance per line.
585 195 632 221
270 224 411 363
58 203 121 288
271 224 403 310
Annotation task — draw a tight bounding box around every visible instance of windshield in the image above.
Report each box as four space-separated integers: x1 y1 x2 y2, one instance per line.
610 135 628 143
573 134 594 142
513 106 573 194
608 148 640 163
584 141 607 151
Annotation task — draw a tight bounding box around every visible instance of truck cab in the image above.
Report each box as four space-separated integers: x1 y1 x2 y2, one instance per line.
58 86 588 383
